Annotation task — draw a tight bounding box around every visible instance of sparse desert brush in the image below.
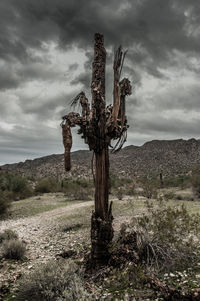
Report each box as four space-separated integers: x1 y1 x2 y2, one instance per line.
71 188 90 201
115 204 200 272
162 191 175 201
110 174 132 196
0 172 33 200
116 187 124 200
126 183 136 196
35 177 61 193
141 178 158 199
191 171 200 198
0 191 10 217
163 175 190 189
0 229 18 243
102 264 147 300
2 239 26 260
62 222 83 233
62 178 93 200
14 260 93 301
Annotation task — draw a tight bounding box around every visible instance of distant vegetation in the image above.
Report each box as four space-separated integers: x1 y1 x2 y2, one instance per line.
0 171 33 201
35 177 61 193
0 170 199 300
0 167 200 220
0 191 10 217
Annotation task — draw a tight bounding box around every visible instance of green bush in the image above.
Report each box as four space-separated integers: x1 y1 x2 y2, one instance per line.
110 174 132 189
109 174 133 198
0 172 33 200
118 204 200 272
35 178 61 193
191 172 200 198
0 229 18 243
14 260 93 301
141 178 158 199
162 175 190 189
132 206 200 269
62 223 83 233
0 191 10 217
2 239 26 260
162 191 175 201
116 188 124 200
102 264 147 299
62 178 92 200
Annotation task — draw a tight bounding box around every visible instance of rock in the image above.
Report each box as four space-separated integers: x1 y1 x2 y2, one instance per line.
56 250 77 258
28 265 33 270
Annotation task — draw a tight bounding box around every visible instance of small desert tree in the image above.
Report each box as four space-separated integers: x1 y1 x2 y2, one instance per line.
61 33 131 265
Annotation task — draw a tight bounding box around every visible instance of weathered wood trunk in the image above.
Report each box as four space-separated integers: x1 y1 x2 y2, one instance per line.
94 148 109 218
90 34 113 264
91 147 113 264
62 123 72 171
61 33 131 266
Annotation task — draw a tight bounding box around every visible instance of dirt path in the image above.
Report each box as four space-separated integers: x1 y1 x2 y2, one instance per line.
0 198 132 287
0 201 94 284
0 200 93 236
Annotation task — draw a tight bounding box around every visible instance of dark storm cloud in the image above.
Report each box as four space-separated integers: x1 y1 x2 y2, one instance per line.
1 0 200 64
0 61 65 91
70 72 91 88
16 90 79 119
0 0 199 91
1 0 200 164
0 69 20 90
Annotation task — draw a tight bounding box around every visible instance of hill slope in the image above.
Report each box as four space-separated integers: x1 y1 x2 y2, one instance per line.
1 138 200 178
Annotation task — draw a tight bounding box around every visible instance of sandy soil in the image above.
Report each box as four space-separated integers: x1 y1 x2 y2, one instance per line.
0 201 94 284
0 199 130 286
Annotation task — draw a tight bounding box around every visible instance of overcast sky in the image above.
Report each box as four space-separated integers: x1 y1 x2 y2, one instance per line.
0 0 200 164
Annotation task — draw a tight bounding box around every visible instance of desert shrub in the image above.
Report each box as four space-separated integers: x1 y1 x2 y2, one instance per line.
110 174 133 198
191 172 200 198
2 239 26 260
62 223 83 233
35 177 61 193
0 172 33 200
116 188 124 200
116 204 200 272
0 191 10 216
110 174 132 189
71 189 90 201
62 178 93 190
14 260 93 301
126 183 136 196
137 205 199 270
163 175 190 189
102 264 147 300
62 178 92 200
9 175 27 193
162 191 175 201
141 179 158 199
0 229 18 243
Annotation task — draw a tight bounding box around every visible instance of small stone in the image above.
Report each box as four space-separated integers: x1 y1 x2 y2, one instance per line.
28 265 33 269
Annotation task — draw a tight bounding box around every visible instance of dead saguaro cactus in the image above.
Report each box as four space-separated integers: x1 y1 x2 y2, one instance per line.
61 33 132 265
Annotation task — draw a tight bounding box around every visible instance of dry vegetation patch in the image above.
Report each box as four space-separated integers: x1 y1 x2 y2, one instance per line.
0 189 199 300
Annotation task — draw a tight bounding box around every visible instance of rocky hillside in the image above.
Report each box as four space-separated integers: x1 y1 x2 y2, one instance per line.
1 138 200 179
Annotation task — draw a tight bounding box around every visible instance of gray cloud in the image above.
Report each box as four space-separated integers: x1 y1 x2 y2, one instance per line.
0 0 200 164
70 72 91 88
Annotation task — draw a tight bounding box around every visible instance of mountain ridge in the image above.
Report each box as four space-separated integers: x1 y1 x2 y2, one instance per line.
1 138 200 179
